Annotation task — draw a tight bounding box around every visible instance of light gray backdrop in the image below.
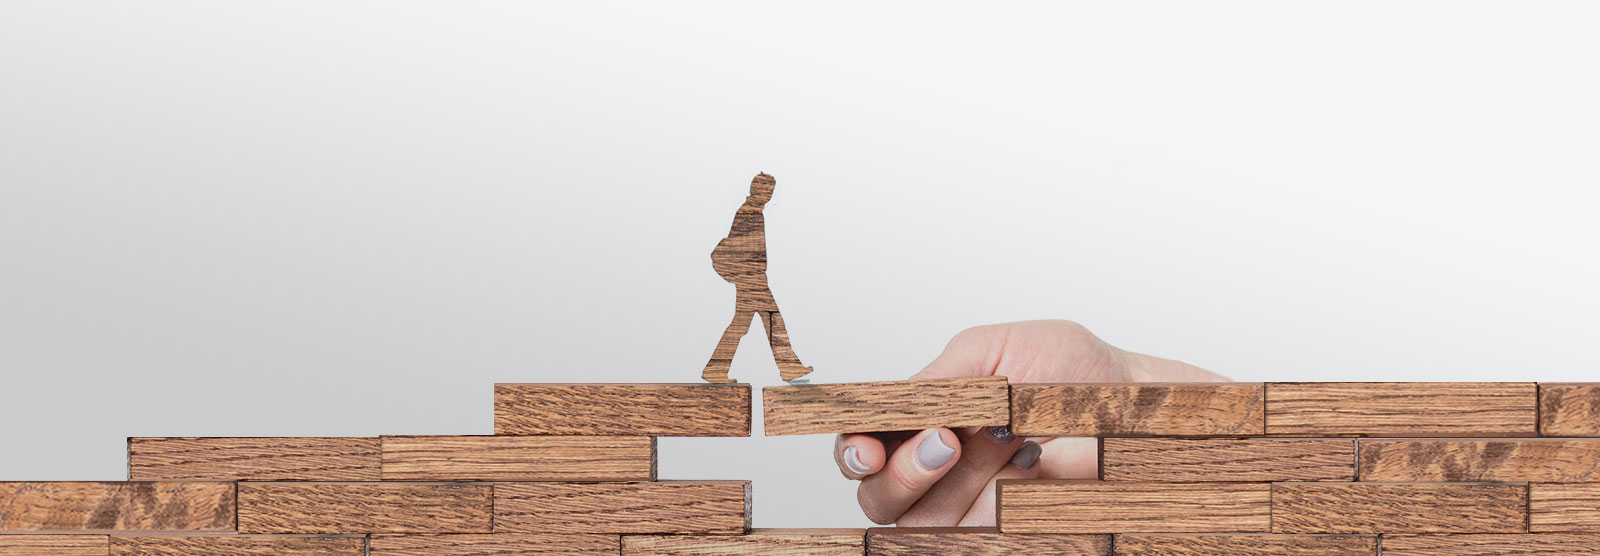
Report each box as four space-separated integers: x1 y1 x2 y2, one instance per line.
2 1 1597 528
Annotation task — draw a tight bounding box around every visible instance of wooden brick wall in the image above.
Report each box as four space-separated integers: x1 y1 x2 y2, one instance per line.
3 379 1598 554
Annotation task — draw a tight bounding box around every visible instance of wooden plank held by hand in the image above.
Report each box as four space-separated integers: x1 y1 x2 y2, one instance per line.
763 377 1010 436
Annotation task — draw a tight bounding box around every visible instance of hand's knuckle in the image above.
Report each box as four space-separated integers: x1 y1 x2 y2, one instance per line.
857 487 898 524
951 325 991 344
889 466 927 495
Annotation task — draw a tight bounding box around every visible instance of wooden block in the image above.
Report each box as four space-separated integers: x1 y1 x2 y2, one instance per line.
1102 438 1354 482
495 481 749 535
761 377 1009 436
0 535 108 556
1265 382 1537 436
1270 483 1528 534
495 384 751 436
1541 383 1600 437
622 529 863 555
866 527 1110 555
129 437 380 481
996 480 1270 534
1358 439 1600 482
1009 383 1264 437
1113 534 1377 555
0 482 235 532
381 435 655 481
237 482 492 534
370 533 621 555
1382 534 1600 555
1531 483 1600 532
109 535 366 555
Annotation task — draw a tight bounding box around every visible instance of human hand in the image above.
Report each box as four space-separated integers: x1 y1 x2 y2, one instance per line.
832 320 1229 526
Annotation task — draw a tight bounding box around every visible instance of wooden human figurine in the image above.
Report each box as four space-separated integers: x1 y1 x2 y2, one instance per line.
703 172 813 383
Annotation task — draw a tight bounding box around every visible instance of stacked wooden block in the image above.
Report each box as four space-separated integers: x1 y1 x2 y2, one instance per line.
2 380 1598 555
763 379 1600 555
0 383 788 556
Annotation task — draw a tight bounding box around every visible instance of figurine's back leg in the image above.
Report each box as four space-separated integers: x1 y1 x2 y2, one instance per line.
704 310 753 383
761 310 812 381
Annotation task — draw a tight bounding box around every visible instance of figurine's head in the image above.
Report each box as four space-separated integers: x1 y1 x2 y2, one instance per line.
748 173 775 205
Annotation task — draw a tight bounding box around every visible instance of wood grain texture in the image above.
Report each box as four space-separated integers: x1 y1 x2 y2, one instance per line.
381 435 654 481
1541 383 1600 437
622 529 862 555
762 377 1009 436
0 535 108 556
370 533 621 555
1010 383 1264 437
495 481 749 535
1530 483 1600 532
1113 534 1377 555
1382 534 1600 555
866 528 1110 556
494 383 751 437
109 535 366 555
996 481 1270 534
1271 483 1528 534
1265 382 1537 436
0 482 235 532
128 437 380 481
703 172 812 383
237 482 492 534
1102 438 1354 482
1358 439 1600 482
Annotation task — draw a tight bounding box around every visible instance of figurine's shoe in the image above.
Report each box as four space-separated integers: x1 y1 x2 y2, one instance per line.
779 365 813 382
702 360 737 384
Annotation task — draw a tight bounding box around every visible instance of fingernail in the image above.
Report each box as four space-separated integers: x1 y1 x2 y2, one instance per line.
916 432 957 469
843 446 871 474
986 425 1016 444
1010 441 1042 470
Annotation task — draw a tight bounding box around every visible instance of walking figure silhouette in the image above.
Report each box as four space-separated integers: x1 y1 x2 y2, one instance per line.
703 172 812 383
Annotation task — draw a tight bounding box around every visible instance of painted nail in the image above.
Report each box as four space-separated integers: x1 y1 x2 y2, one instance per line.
1010 441 1043 470
916 432 957 470
986 425 1016 444
843 446 872 474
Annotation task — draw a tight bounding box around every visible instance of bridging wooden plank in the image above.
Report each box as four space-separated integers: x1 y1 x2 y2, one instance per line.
762 377 1009 436
1113 534 1378 555
494 383 751 437
1102 438 1354 482
0 482 235 533
622 529 863 555
1381 534 1600 555
108 535 366 555
866 528 1110 555
236 482 492 534
1358 439 1600 482
1265 382 1537 437
128 437 380 481
1271 483 1528 534
1540 383 1600 437
996 481 1271 534
0 535 108 556
1531 483 1600 532
1010 383 1264 436
495 481 750 535
381 435 654 482
369 533 621 555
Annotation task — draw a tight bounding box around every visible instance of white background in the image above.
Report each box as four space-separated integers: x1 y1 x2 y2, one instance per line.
2 1 1597 527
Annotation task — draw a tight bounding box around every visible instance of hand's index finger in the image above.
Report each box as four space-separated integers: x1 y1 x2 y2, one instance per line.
834 433 887 480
